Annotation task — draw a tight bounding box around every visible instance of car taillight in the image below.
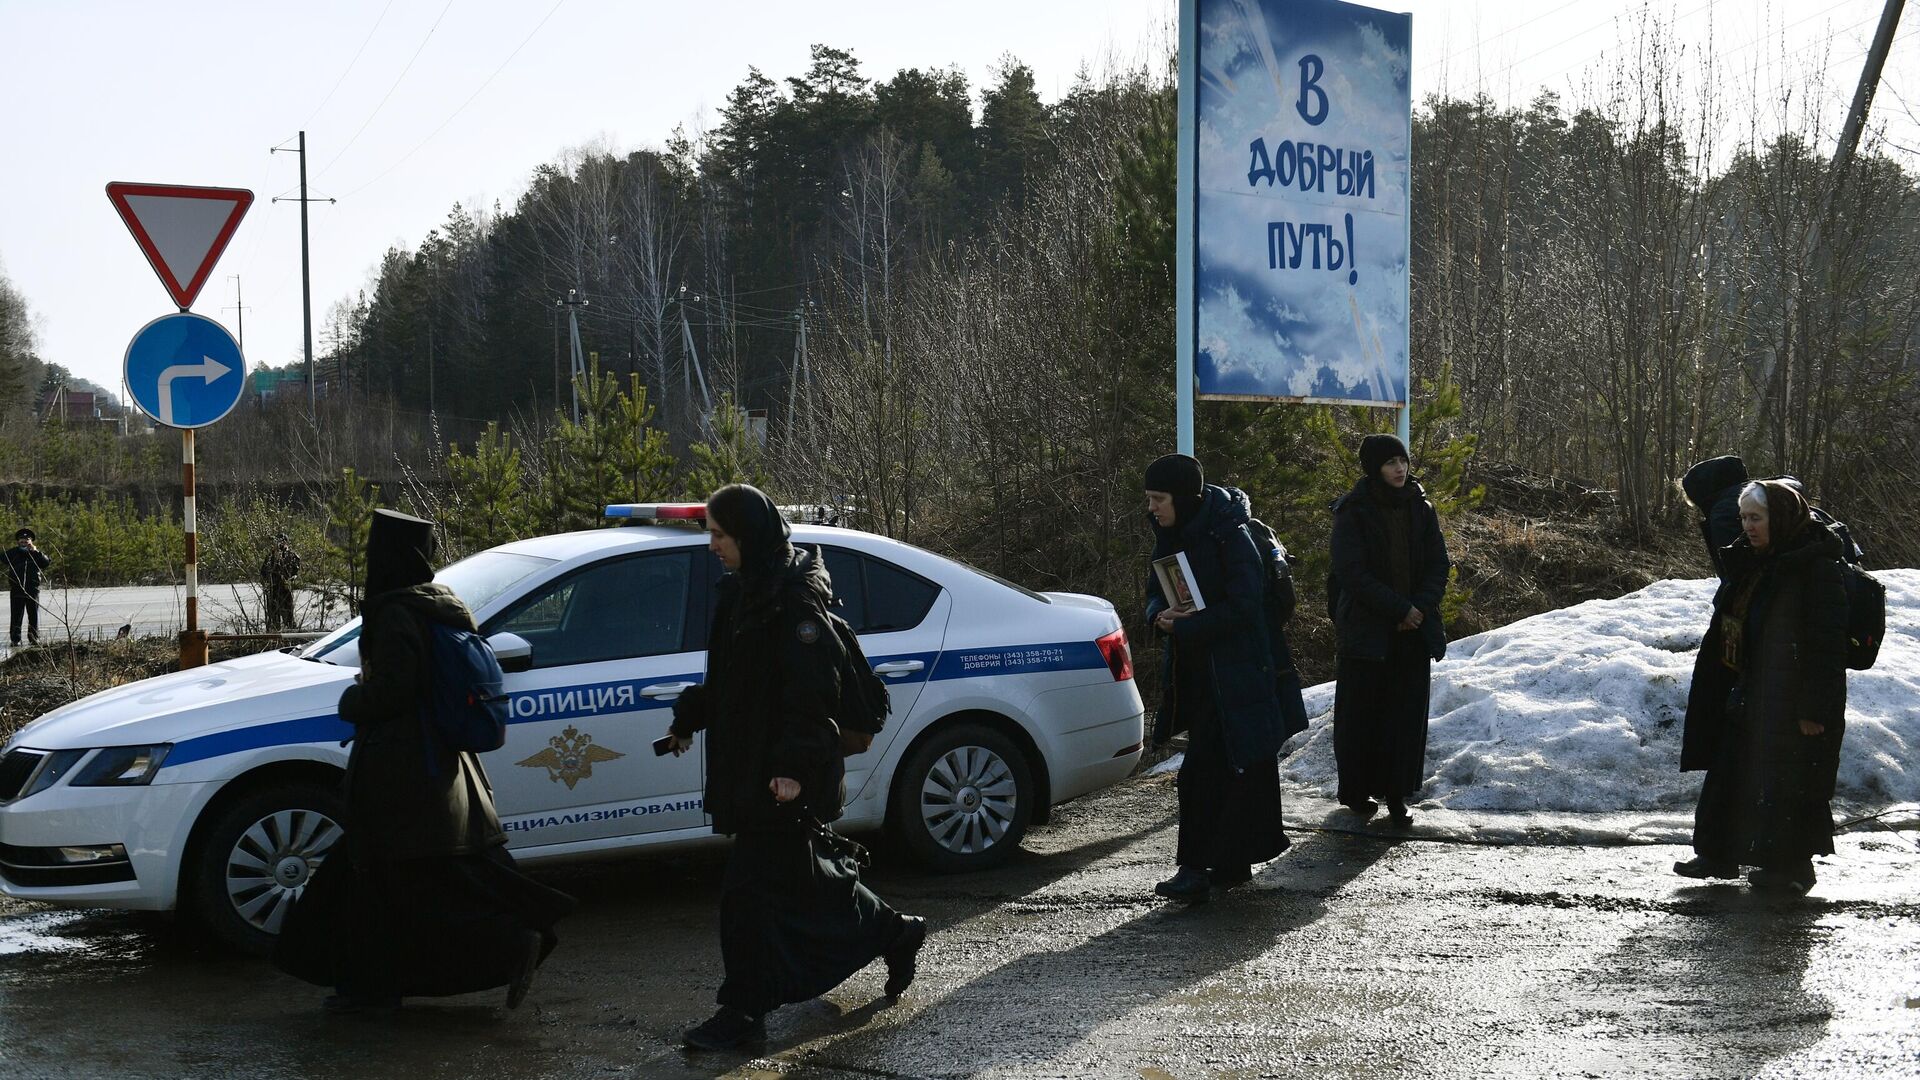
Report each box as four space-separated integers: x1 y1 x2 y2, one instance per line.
1096 628 1133 682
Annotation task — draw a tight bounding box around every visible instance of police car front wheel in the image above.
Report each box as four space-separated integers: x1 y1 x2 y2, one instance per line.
188 780 345 955
891 722 1033 872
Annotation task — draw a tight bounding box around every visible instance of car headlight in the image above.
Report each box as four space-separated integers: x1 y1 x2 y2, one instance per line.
18 750 86 798
70 745 172 787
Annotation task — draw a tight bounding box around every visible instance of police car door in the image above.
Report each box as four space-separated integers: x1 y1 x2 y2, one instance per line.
480 547 708 849
816 545 950 801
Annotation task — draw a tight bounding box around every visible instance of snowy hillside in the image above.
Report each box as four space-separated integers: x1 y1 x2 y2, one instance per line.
1273 569 1920 814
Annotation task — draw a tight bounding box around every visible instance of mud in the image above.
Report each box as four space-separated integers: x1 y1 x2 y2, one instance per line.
2 774 1915 1079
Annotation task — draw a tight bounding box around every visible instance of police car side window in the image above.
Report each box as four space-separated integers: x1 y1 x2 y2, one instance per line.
819 546 868 630
860 556 938 633
488 551 694 668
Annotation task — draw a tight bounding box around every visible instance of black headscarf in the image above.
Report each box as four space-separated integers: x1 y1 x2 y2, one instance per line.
363 509 436 599
1144 454 1206 528
706 484 792 584
1751 479 1811 551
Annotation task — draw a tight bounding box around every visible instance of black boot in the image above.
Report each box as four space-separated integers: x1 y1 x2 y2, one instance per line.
1153 866 1211 903
1386 798 1413 827
504 930 543 1010
1342 799 1378 819
884 916 928 998
1673 856 1741 880
683 1006 766 1050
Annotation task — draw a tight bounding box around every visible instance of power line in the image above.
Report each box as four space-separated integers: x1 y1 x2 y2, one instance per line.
315 0 458 180
1421 0 1585 76
338 0 568 200
303 0 399 129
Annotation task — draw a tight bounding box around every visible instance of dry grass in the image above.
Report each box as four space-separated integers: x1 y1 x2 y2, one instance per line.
1 638 285 743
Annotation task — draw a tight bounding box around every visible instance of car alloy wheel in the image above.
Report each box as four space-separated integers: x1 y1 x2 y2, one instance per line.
224 807 341 934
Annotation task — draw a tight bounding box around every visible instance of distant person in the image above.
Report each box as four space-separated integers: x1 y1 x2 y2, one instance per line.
1675 481 1849 894
6 527 50 647
1328 435 1451 827
261 532 301 631
1142 454 1289 903
276 509 572 1012
664 484 926 1051
1680 455 1749 581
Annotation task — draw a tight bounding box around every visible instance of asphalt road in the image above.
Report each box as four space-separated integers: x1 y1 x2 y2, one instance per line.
0 585 332 657
1 775 1916 1079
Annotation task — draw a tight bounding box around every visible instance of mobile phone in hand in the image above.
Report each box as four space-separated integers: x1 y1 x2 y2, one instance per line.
653 734 679 757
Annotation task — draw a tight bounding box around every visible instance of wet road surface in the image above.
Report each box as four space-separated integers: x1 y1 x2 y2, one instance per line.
2 774 1916 1079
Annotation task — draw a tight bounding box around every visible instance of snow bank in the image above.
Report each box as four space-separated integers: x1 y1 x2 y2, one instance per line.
1273 569 1920 813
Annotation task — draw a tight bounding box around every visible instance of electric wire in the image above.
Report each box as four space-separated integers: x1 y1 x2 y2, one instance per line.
303 0 399 129
315 0 458 180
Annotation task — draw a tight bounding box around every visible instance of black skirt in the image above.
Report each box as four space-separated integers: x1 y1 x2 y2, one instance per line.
275 843 575 999
1332 630 1431 804
717 827 903 1016
1174 653 1289 872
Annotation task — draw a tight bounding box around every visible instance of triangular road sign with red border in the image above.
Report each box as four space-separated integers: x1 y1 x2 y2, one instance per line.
106 182 254 310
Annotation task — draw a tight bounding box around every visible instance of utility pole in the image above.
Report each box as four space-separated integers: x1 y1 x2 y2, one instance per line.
272 131 333 418
224 275 248 353
556 290 589 423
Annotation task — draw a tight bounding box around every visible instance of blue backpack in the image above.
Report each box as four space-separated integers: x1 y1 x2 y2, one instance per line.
420 623 510 768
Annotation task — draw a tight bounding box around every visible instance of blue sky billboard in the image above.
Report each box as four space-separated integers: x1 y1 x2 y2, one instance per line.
1190 0 1411 406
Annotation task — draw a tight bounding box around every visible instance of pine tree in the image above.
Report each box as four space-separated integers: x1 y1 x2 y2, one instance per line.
322 467 382 615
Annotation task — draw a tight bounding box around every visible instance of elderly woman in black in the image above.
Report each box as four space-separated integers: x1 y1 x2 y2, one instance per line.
1675 480 1849 894
1329 435 1450 827
665 485 926 1050
1143 454 1288 904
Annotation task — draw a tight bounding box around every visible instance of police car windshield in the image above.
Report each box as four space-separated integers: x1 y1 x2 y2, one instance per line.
300 551 556 661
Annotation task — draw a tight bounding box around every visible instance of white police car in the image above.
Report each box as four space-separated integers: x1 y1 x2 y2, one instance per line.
0 506 1143 952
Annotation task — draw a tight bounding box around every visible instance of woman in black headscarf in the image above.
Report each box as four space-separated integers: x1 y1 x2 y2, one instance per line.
276 509 573 1012
1676 480 1850 893
1143 454 1289 904
1328 435 1450 826
665 484 926 1050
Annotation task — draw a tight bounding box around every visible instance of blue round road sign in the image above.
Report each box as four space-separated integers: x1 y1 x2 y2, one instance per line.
123 312 246 429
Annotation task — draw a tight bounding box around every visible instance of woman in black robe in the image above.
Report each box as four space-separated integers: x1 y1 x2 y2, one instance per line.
665 484 926 1050
1143 454 1289 903
276 509 573 1011
1329 435 1450 826
1676 481 1850 894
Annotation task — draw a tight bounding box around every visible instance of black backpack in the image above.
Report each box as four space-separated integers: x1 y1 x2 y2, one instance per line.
1244 517 1299 631
1838 562 1886 671
824 612 891 754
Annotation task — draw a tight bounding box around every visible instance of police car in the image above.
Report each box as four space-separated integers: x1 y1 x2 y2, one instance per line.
0 505 1143 952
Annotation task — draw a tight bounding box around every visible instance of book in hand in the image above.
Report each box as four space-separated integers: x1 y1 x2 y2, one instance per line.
1152 551 1206 612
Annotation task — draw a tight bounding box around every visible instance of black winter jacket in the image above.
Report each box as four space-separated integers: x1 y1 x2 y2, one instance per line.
4 545 49 596
337 584 508 862
1680 522 1849 776
1145 485 1284 770
1328 478 1450 662
670 547 846 834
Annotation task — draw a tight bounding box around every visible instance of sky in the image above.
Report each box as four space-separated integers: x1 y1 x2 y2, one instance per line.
1 0 1914 403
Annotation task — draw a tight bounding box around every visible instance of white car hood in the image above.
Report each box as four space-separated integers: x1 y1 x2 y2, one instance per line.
6 651 353 753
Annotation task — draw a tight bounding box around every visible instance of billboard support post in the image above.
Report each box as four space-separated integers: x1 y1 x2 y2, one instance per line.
1176 0 1199 456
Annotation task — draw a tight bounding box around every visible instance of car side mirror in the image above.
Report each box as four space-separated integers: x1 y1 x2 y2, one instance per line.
489 631 533 674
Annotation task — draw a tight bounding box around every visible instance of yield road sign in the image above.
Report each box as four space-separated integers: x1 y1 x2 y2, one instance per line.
124 313 247 428
106 182 254 310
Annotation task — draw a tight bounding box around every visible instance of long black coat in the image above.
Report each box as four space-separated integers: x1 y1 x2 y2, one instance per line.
671 547 846 834
1145 485 1284 771
1328 478 1450 662
337 584 507 863
1680 456 1748 582
1682 523 1850 780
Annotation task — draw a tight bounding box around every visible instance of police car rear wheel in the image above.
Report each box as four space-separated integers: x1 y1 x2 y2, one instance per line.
892 723 1032 872
190 781 344 955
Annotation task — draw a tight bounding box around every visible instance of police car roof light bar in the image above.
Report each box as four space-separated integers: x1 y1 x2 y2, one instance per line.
604 503 708 521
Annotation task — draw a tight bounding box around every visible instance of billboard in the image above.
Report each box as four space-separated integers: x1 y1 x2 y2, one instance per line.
1189 0 1411 406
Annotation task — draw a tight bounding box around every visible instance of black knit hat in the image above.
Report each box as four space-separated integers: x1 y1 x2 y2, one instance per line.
1359 434 1410 479
363 509 436 598
1144 454 1203 498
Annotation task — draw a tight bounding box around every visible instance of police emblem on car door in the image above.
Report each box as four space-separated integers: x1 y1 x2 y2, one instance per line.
482 548 708 847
